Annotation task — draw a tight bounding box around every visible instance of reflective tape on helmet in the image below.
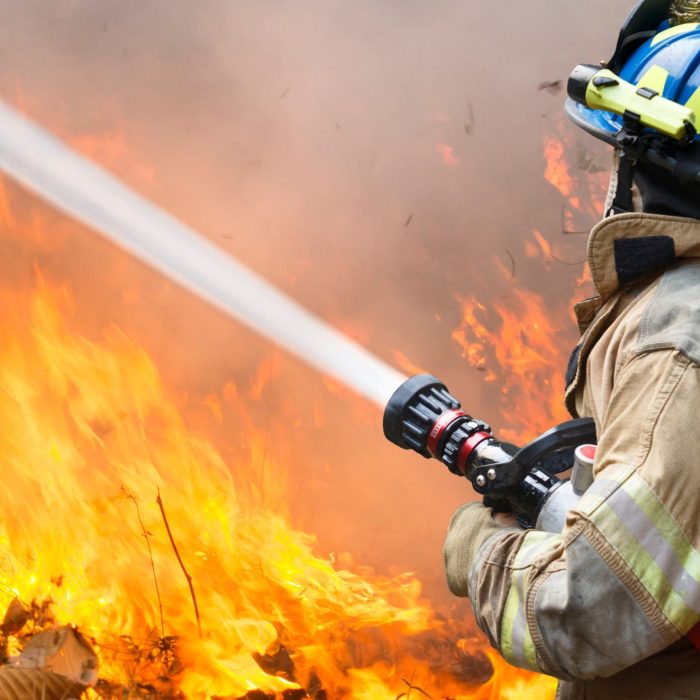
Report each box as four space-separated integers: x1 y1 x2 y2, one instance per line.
637 65 670 94
651 22 700 46
687 87 700 117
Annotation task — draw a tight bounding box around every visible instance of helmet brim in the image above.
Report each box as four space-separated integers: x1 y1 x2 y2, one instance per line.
564 98 619 148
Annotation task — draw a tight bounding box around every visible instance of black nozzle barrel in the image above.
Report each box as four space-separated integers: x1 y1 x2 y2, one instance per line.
383 374 457 456
383 374 493 476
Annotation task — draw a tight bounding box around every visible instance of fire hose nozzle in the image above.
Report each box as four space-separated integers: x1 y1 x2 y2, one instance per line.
384 374 598 529
383 374 495 477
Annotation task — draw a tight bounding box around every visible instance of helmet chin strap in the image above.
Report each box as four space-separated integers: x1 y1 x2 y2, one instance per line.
606 150 643 217
605 145 700 219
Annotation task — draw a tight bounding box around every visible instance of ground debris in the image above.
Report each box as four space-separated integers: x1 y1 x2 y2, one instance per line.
0 596 99 698
25 596 57 630
94 677 184 699
18 625 98 686
254 644 296 681
245 644 327 700
1 598 28 639
447 648 493 686
91 632 184 698
0 594 486 699
0 667 87 699
305 670 327 699
234 691 316 700
404 629 494 687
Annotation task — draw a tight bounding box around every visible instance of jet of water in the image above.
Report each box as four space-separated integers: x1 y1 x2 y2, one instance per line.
0 100 406 408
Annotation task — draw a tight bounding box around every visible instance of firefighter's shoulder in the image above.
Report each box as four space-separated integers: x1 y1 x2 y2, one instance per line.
635 259 700 365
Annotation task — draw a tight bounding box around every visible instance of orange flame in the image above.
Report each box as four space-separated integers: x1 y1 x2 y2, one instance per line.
452 287 569 444
543 135 580 209
391 349 429 377
453 124 600 445
0 175 553 697
437 142 460 167
524 229 554 268
543 123 610 226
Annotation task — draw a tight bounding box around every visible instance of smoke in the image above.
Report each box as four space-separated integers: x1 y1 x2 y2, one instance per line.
0 0 631 600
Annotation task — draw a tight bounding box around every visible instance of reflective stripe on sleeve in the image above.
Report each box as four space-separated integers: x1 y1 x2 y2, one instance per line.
500 530 562 670
591 471 700 633
573 465 634 516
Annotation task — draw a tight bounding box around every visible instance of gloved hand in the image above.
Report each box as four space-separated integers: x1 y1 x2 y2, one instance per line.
443 501 520 597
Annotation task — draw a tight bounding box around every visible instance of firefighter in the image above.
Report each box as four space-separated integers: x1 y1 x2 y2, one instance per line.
442 2 700 698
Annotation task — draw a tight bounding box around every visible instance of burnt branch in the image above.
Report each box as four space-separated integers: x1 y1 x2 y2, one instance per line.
156 489 202 638
123 487 165 639
505 249 516 279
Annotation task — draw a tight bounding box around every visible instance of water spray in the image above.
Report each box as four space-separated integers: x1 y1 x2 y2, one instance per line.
0 101 597 531
0 100 405 408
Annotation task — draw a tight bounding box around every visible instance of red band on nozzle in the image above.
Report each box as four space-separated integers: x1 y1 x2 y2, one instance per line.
426 409 466 457
456 431 492 476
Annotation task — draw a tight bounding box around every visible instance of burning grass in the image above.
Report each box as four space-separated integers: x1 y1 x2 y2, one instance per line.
0 90 606 700
0 278 554 698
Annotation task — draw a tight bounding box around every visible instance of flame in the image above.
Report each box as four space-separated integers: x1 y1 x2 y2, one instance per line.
524 229 555 269
452 287 569 443
452 123 601 444
391 350 429 378
0 174 553 696
543 121 609 237
437 143 460 167
543 136 579 210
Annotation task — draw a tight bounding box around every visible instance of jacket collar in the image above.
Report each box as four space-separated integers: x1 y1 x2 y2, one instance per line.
587 213 700 301
567 213 700 415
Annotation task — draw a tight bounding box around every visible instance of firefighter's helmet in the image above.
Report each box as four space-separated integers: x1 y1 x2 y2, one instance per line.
565 0 700 214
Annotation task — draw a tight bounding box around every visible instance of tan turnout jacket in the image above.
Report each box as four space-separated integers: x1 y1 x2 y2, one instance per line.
444 213 700 699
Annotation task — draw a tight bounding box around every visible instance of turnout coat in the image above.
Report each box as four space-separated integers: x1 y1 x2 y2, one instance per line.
444 212 700 699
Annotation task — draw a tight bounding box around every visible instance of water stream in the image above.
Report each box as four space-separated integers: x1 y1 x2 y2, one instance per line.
0 100 406 408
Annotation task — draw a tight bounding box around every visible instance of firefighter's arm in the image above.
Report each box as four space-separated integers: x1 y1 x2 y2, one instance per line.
444 349 700 680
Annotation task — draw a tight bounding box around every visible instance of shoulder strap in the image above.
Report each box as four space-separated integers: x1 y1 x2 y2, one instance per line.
607 155 636 216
